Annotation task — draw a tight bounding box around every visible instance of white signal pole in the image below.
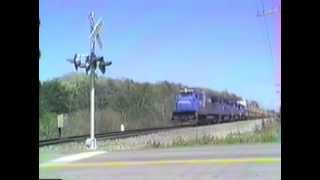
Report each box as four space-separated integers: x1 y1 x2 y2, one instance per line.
89 67 97 149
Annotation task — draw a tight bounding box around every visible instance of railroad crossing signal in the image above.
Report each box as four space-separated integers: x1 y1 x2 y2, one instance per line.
89 12 103 51
66 53 112 75
67 12 112 150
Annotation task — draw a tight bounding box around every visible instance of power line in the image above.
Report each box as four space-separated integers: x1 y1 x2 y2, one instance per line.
257 0 276 64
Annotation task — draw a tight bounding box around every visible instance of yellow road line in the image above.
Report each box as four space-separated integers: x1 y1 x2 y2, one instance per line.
40 157 281 169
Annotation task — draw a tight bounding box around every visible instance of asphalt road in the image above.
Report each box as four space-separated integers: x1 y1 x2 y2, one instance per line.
39 143 281 180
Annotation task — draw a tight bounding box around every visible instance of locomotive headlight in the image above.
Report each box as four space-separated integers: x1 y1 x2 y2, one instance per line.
178 100 191 104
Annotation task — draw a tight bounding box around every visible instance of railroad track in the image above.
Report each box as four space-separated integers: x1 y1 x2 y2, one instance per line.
39 118 271 147
39 124 195 147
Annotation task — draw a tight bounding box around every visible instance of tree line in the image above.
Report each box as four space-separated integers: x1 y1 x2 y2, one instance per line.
39 73 248 140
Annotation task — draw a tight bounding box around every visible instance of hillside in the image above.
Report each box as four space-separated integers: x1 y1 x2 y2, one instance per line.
40 73 247 140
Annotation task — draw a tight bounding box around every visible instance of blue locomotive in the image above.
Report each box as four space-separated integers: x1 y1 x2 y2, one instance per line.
171 88 249 125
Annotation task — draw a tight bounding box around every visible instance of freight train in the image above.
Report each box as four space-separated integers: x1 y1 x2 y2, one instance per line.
171 88 267 125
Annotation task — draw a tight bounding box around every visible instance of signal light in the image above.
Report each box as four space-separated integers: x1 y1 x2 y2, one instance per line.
73 54 79 70
98 61 106 74
85 64 90 74
84 56 90 74
97 57 112 74
73 54 82 71
67 54 111 75
105 61 112 66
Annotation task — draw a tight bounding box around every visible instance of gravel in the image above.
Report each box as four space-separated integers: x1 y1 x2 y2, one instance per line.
40 118 275 154
98 118 274 151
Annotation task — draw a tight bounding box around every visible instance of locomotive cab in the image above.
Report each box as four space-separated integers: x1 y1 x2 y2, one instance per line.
171 88 203 123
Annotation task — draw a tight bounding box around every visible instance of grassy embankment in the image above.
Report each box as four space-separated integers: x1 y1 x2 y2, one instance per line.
149 118 281 148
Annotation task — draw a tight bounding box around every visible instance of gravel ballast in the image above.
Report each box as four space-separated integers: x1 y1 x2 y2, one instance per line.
40 118 276 154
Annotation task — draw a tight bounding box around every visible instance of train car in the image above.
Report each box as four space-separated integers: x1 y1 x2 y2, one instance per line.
246 100 268 119
198 97 230 124
171 88 203 125
236 100 249 120
171 88 250 125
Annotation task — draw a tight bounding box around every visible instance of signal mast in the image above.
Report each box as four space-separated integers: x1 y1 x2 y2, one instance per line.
67 12 112 150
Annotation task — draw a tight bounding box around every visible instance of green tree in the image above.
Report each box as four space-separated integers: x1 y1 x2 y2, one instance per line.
41 80 69 114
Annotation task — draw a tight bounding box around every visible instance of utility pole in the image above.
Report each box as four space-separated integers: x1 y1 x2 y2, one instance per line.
257 1 281 115
257 5 281 17
276 83 281 114
39 19 40 87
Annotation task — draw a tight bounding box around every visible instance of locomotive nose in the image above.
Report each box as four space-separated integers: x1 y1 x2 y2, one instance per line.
177 100 195 111
178 100 191 105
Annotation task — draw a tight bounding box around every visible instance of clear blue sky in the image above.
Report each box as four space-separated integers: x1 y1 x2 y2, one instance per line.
40 0 281 110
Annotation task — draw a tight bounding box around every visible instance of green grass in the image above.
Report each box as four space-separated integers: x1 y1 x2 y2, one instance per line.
39 143 90 164
153 119 281 148
39 151 62 164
